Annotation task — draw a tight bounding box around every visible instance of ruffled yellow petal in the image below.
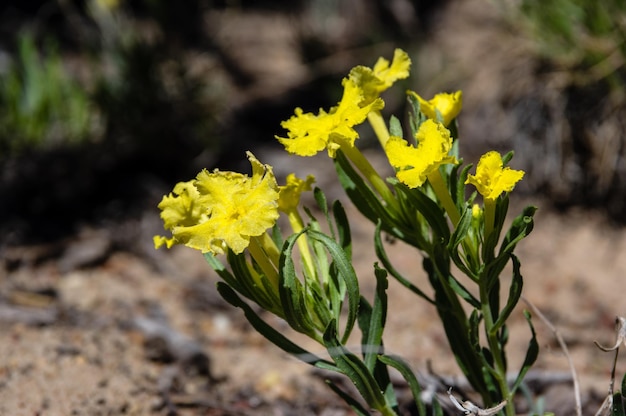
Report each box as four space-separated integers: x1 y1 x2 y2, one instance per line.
153 235 175 249
385 120 457 188
408 90 463 126
349 48 411 104
154 153 279 255
278 174 315 213
372 48 411 89
465 151 524 200
277 78 383 158
157 180 204 230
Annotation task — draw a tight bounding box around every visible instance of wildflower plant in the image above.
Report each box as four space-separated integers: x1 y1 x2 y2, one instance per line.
155 49 540 415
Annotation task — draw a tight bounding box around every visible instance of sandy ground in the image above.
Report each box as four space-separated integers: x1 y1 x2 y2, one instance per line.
2 147 626 415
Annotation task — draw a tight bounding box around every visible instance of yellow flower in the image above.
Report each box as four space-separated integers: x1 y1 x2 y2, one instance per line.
471 203 483 220
385 119 457 188
153 180 203 249
277 78 384 158
408 90 463 126
278 174 315 213
154 152 279 255
349 48 411 104
465 151 524 201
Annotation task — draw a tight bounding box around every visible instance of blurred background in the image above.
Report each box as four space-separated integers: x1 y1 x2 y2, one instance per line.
1 0 625 251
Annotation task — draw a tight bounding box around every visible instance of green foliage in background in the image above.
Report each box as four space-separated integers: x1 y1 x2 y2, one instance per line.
516 0 626 85
0 32 100 154
0 0 221 161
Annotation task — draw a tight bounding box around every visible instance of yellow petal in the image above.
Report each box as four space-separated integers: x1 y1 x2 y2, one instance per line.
349 48 411 104
278 173 315 213
276 79 383 158
465 151 524 200
157 180 205 230
408 90 463 126
385 120 457 188
372 48 411 89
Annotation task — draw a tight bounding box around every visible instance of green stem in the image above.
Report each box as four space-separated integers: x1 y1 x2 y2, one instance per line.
479 282 515 416
258 231 281 268
427 170 460 225
248 236 279 291
484 198 496 241
367 110 390 148
377 405 398 416
339 143 398 210
285 209 317 281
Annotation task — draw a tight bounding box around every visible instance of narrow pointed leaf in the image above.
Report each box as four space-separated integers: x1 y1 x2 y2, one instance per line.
491 254 523 334
307 229 360 342
362 265 388 372
216 282 333 367
325 380 371 416
323 322 388 412
374 221 435 304
379 354 427 416
510 310 539 394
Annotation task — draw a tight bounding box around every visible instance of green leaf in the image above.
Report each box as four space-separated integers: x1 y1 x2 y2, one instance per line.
431 397 444 416
279 230 321 337
498 205 537 258
334 150 386 224
448 207 480 280
407 92 428 140
271 223 284 249
356 295 392 408
374 221 435 304
425 258 489 400
313 187 336 239
510 310 539 394
324 380 371 416
614 373 626 416
216 282 334 368
307 229 360 343
455 164 474 207
612 390 625 416
203 252 244 293
323 322 389 412
483 205 537 294
358 296 373 353
389 115 403 137
482 195 510 264
332 200 352 259
448 206 471 252
362 265 388 372
205 250 279 314
394 183 450 242
228 250 277 312
431 248 480 308
502 150 514 165
334 150 411 242
491 254 523 334
379 354 427 416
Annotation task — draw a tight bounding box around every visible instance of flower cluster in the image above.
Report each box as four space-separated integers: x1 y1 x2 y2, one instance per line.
154 48 534 416
154 152 280 255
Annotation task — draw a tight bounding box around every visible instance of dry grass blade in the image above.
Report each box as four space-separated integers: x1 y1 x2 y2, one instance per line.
593 316 626 415
447 387 507 416
522 296 582 416
595 316 626 352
